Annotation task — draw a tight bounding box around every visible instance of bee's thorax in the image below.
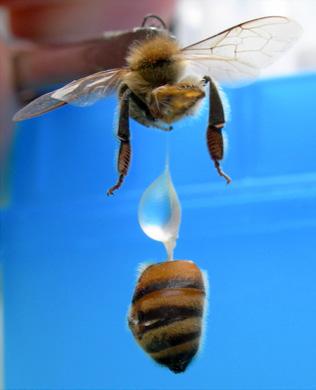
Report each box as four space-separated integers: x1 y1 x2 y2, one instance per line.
126 35 185 87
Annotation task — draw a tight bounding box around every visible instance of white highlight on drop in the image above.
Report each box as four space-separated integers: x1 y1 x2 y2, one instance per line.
138 163 181 261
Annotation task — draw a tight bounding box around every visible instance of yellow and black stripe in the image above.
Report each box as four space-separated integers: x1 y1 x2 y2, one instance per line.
128 260 207 373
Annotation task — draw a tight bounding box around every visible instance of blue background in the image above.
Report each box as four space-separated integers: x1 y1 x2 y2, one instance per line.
2 73 316 389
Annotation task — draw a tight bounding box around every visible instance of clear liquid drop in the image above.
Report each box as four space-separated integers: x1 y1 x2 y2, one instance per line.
138 163 181 261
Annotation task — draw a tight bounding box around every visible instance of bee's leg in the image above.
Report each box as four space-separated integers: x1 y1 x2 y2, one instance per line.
107 89 131 196
203 76 231 184
129 90 172 131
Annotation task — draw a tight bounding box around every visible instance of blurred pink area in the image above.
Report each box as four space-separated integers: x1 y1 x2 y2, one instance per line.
3 0 174 42
0 39 16 205
0 0 176 205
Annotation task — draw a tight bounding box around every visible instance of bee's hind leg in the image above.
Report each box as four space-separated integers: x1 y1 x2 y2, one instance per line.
203 76 231 185
107 89 132 196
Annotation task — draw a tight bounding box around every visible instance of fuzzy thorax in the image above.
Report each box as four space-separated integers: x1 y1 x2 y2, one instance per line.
126 35 185 85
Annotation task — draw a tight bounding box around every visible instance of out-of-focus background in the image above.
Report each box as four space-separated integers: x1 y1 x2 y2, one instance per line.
1 1 316 389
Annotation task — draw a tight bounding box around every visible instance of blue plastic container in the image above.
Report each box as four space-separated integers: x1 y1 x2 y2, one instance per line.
2 73 316 389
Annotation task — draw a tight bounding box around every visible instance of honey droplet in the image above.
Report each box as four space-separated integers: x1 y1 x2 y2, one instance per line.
138 163 181 260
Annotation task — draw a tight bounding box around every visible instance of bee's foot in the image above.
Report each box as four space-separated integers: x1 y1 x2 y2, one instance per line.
214 160 232 185
106 189 115 196
106 175 125 196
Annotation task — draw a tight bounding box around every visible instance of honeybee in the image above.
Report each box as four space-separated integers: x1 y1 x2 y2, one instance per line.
13 14 302 195
128 260 207 373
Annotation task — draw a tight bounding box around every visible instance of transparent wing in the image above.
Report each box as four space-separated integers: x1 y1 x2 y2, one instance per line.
52 68 127 106
181 16 302 85
13 68 127 121
13 92 66 122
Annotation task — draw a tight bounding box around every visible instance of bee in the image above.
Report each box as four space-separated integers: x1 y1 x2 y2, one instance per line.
13 14 302 195
128 260 207 373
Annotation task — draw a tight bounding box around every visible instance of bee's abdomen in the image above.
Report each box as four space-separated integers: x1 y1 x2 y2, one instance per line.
207 125 224 161
128 261 207 373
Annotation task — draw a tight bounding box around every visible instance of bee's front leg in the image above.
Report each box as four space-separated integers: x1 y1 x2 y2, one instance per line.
203 76 231 185
107 88 132 196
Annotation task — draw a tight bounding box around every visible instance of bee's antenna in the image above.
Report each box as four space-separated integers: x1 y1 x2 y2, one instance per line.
141 14 167 30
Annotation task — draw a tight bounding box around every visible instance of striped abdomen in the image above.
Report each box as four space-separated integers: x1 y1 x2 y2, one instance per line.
128 260 207 373
207 125 224 161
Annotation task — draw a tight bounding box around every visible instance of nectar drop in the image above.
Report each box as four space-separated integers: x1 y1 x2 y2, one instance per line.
138 163 181 260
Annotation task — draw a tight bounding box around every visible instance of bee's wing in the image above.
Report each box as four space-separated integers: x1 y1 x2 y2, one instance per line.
13 68 128 121
181 16 302 86
13 92 67 122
